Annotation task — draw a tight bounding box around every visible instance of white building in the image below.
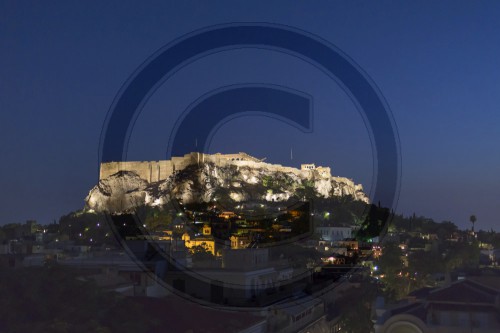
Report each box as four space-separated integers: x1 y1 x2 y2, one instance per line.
316 226 352 242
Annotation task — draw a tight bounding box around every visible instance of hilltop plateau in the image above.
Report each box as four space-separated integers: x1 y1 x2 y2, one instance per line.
85 153 368 213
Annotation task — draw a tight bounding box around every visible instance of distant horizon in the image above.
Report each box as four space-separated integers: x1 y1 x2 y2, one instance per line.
2 2 499 232
6 195 492 234
1 146 495 232
8 148 495 233
1 147 496 232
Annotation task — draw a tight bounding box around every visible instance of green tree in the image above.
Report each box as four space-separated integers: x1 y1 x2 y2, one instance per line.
406 250 443 290
435 221 458 240
0 228 6 243
443 240 480 272
469 214 477 232
377 242 407 300
356 205 390 241
336 282 380 333
378 242 403 275
144 208 172 230
190 243 214 263
295 180 318 201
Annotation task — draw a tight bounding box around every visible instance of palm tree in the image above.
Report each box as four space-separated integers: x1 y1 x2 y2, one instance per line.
469 215 477 233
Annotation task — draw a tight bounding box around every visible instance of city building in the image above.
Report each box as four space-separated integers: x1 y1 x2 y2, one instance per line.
374 279 500 333
181 224 216 255
316 226 353 242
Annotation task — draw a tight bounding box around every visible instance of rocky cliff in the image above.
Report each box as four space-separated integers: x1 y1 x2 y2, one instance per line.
86 156 369 213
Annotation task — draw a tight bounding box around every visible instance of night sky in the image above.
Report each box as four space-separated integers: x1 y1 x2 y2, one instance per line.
1 1 500 231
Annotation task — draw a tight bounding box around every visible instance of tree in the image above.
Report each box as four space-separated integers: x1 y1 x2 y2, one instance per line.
435 221 458 241
330 205 354 225
377 242 406 300
295 180 318 201
406 250 443 290
469 215 477 232
143 208 172 230
443 240 480 271
378 242 403 275
336 281 381 333
190 243 214 263
356 205 390 241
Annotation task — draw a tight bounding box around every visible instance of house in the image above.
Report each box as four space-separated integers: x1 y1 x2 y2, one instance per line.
267 295 325 333
230 234 252 249
374 278 500 333
181 224 216 255
316 226 352 242
166 248 295 306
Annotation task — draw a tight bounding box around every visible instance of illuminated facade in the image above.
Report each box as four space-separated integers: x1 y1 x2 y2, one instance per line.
181 224 216 255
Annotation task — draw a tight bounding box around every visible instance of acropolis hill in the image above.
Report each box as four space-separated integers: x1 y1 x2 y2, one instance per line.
88 152 368 212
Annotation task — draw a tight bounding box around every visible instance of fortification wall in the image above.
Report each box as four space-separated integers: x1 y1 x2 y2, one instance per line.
100 152 334 184
99 161 176 183
100 153 210 182
100 161 148 181
171 155 193 172
227 159 306 177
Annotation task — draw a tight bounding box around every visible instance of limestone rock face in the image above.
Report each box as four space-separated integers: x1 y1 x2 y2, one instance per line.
85 171 149 212
86 157 369 213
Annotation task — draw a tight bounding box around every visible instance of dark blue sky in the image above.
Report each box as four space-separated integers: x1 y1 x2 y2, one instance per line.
1 1 500 231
